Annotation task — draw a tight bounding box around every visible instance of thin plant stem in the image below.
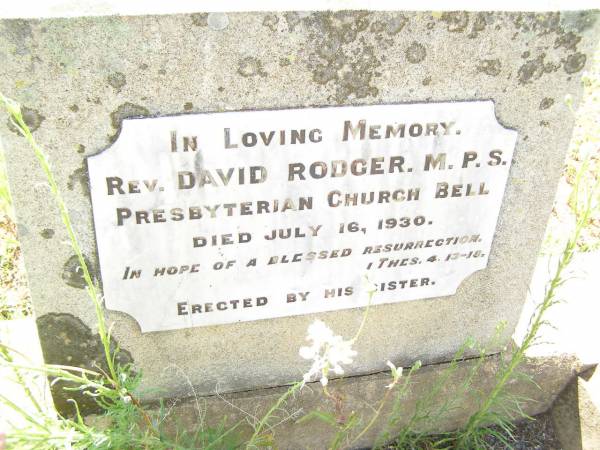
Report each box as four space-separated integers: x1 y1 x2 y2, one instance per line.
0 94 158 436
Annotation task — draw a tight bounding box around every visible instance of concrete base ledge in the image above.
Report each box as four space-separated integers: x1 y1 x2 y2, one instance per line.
124 353 583 449
552 365 600 450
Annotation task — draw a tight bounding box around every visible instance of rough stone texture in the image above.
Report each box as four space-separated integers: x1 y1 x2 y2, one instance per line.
552 366 600 450
0 11 598 401
121 354 579 449
36 313 134 416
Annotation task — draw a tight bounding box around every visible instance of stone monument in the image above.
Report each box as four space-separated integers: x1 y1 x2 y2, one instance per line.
1 8 598 447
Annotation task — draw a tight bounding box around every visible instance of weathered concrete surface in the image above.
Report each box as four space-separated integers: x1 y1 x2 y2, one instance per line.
124 353 580 449
552 366 600 450
0 11 598 401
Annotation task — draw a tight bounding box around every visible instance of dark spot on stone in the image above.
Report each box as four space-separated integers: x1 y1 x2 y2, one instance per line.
426 21 435 30
110 102 150 130
544 62 559 73
107 72 126 92
40 228 54 239
370 20 385 33
422 76 432 86
513 12 561 35
540 120 549 127
518 54 547 84
284 12 306 32
468 13 487 38
59 62 66 68
77 144 85 154
218 86 225 92
539 97 555 110
237 57 267 77
340 24 357 43
69 104 79 112
139 63 148 70
36 313 134 417
2 19 32 56
41 27 47 33
158 68 166 76
190 13 208 27
441 12 469 32
522 51 530 59
67 165 90 196
7 105 45 135
386 14 408 35
564 52 586 74
478 59 501 76
61 254 93 289
406 42 426 64
86 96 101 104
554 31 582 51
560 11 597 33
279 57 291 67
524 135 529 141
262 14 279 32
306 12 385 103
183 102 193 111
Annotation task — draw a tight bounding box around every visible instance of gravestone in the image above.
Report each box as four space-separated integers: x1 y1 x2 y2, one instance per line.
1 8 598 432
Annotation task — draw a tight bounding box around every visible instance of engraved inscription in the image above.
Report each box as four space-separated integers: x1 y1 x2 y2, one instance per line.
88 102 517 332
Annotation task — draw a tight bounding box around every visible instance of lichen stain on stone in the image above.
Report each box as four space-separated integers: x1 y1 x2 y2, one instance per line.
190 13 208 27
478 59 502 76
67 165 90 196
36 313 133 416
513 12 562 35
62 254 93 289
107 72 126 92
441 12 469 33
108 102 150 143
563 53 586 74
560 10 597 33
539 97 555 110
77 144 85 154
2 19 32 56
304 12 408 103
467 13 488 39
262 14 279 32
517 54 557 84
7 106 45 135
386 15 408 35
406 42 426 64
68 104 79 112
237 57 267 78
284 12 306 32
183 102 193 111
554 31 582 51
40 228 54 239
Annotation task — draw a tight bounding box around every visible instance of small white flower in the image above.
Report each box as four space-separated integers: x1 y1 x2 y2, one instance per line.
362 275 377 295
385 360 403 389
300 320 357 387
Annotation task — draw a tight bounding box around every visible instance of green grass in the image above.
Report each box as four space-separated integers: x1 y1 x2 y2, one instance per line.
0 146 32 319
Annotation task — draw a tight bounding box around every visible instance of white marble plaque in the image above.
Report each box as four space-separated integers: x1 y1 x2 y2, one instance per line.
88 101 517 332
